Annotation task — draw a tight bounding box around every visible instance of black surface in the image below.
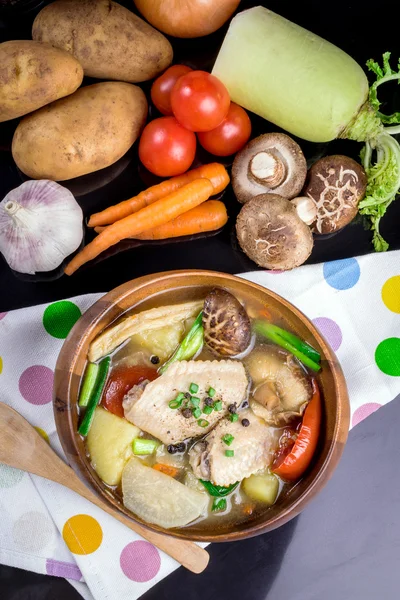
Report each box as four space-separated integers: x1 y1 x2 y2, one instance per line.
1 1 400 599
1 0 400 310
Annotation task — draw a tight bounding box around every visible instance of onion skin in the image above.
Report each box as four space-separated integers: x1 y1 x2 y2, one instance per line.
133 0 241 38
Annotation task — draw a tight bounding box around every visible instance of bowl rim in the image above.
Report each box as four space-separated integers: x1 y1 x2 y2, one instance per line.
54 269 350 542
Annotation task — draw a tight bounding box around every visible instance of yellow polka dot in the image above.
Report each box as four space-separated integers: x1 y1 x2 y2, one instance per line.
62 514 103 555
0 357 2 374
34 427 49 444
382 276 400 313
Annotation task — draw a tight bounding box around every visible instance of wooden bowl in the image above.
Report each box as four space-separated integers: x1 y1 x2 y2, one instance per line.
54 270 350 542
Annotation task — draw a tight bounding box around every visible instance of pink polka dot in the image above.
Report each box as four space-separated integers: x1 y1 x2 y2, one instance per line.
19 365 54 405
0 312 7 320
352 402 382 427
312 317 343 351
120 541 161 582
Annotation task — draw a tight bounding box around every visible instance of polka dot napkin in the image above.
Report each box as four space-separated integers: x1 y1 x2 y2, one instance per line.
0 251 399 600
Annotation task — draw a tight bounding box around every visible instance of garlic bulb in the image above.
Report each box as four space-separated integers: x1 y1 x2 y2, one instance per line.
0 180 83 274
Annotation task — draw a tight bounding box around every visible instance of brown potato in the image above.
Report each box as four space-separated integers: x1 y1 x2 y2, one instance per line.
12 82 148 181
32 0 173 83
0 40 83 123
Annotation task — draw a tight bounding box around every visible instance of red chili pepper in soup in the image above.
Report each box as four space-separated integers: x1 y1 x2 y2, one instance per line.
272 379 321 481
101 365 158 417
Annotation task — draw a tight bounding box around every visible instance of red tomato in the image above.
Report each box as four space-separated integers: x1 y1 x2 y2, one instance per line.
151 65 192 116
101 365 158 417
272 380 321 481
139 116 197 177
171 70 230 132
197 103 252 156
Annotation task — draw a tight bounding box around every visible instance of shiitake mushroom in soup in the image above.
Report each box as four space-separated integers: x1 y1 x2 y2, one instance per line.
77 285 322 531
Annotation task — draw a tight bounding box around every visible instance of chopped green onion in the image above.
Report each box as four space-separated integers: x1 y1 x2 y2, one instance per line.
78 362 99 408
222 434 234 446
214 400 223 411
159 312 204 374
78 357 111 437
203 405 213 415
230 413 239 423
193 408 202 419
225 450 234 457
169 392 185 409
253 320 321 372
200 480 239 497
189 383 199 394
190 396 200 408
132 438 158 455
208 387 216 397
197 419 209 428
212 498 227 512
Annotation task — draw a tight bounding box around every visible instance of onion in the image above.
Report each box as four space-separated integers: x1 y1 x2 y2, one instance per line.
133 0 240 38
0 180 83 274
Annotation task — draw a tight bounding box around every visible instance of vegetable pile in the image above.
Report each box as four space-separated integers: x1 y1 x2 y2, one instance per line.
1 0 399 276
213 6 400 251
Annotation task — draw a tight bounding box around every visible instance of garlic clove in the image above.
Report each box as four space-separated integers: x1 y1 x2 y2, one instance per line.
0 180 83 274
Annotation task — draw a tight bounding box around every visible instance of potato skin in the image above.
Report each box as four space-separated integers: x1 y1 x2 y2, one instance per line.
32 0 173 83
12 82 148 181
0 40 83 123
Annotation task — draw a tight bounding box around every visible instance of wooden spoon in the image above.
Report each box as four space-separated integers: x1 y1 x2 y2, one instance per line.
0 402 209 574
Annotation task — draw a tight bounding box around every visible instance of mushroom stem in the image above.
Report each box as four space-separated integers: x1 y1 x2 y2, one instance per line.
291 197 317 226
248 151 286 188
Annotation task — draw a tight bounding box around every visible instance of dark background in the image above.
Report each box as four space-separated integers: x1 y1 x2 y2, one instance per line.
1 1 400 599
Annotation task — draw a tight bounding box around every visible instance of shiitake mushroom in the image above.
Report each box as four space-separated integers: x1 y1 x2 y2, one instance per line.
236 194 314 270
303 155 367 233
203 288 251 356
232 133 307 203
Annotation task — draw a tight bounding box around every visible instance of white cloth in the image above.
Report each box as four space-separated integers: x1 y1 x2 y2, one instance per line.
0 251 399 599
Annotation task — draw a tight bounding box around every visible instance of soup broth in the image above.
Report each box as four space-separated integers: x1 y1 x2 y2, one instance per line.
78 285 322 532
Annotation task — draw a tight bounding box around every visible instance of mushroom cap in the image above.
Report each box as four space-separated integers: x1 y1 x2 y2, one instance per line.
203 288 251 356
304 155 367 234
235 194 314 270
232 133 307 203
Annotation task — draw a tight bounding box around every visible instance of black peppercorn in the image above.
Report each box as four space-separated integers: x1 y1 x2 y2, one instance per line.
241 418 250 427
182 408 192 418
204 397 214 407
167 442 186 454
184 392 192 400
150 355 160 365
228 403 237 414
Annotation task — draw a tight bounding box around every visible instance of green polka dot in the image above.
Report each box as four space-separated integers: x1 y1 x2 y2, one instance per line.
43 301 81 339
0 463 24 488
375 337 400 376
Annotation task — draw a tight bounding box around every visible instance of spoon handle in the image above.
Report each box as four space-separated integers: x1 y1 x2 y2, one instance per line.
0 403 209 573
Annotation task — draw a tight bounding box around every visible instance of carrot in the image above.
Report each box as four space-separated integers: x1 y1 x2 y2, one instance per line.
65 178 214 275
259 307 272 320
88 163 229 227
153 463 180 478
242 502 256 516
94 200 228 239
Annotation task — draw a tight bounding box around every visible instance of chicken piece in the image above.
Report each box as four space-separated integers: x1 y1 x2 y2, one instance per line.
189 409 278 486
245 345 312 426
123 360 249 445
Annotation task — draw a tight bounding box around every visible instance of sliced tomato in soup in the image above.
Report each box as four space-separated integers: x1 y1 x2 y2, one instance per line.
272 379 321 481
101 365 158 417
